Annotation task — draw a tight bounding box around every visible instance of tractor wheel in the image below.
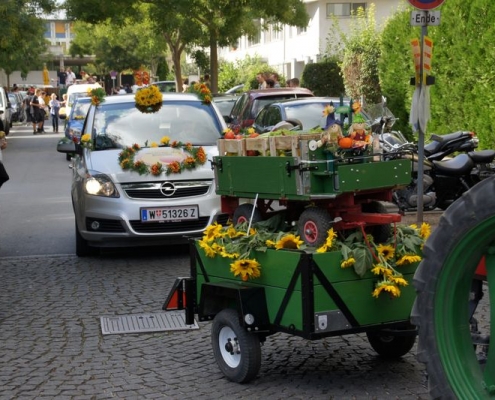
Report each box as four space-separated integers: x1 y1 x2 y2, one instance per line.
366 328 416 358
232 203 262 226
211 308 262 383
297 207 332 247
362 201 391 243
411 177 494 399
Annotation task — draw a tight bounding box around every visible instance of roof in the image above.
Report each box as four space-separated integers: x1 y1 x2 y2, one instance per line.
98 92 203 105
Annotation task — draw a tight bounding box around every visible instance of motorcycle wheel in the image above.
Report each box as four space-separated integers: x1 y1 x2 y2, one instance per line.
411 177 494 399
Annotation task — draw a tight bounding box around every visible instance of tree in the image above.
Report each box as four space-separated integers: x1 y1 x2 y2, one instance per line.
0 0 56 87
63 0 309 93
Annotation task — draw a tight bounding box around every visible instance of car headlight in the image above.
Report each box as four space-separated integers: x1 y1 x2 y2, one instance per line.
83 173 119 197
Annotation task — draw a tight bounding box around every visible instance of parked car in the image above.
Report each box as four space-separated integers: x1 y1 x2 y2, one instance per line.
56 92 227 256
8 92 24 123
227 88 314 132
225 84 245 94
253 97 351 133
152 81 176 93
0 87 13 135
64 97 91 141
212 93 238 119
61 82 102 119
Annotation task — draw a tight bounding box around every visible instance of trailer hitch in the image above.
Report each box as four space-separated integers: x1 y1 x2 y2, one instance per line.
285 161 318 177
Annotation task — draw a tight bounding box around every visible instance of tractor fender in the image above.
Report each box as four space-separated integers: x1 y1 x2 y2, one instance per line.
199 282 270 333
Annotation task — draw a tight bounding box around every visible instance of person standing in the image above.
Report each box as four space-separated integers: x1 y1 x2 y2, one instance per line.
65 67 76 86
58 67 67 89
23 87 34 126
256 73 266 89
30 89 45 134
49 93 60 133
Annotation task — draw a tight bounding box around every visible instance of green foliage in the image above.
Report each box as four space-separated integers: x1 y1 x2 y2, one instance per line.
301 58 345 96
217 55 281 92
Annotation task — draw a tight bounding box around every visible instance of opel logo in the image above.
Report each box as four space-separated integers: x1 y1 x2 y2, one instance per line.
160 182 176 197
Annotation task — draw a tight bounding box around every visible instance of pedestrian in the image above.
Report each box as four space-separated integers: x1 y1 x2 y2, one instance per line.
30 89 45 134
23 87 34 125
203 73 211 88
288 77 300 88
58 67 67 89
265 78 275 88
65 67 76 86
49 93 60 133
271 73 281 88
256 73 266 89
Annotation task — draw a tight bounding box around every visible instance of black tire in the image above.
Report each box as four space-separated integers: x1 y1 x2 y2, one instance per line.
366 329 416 358
211 308 262 383
411 177 494 399
232 203 262 226
297 207 332 247
75 221 98 257
362 201 391 243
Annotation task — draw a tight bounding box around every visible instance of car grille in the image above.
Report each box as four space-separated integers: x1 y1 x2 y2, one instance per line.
129 217 211 233
121 181 212 199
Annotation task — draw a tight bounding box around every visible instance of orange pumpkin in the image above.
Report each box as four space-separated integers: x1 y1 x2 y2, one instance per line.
338 137 353 149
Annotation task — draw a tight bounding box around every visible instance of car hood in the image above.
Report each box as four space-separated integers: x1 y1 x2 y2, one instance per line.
84 145 219 183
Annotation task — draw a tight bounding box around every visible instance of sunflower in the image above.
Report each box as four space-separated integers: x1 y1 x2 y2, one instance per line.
230 259 261 281
203 223 224 241
419 222 431 240
198 240 216 258
376 244 395 260
341 257 355 268
323 104 335 117
396 254 422 266
275 234 304 250
372 282 401 298
150 142 158 148
160 136 170 145
390 276 408 286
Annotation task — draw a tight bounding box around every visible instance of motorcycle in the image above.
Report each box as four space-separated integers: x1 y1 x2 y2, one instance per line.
382 132 495 211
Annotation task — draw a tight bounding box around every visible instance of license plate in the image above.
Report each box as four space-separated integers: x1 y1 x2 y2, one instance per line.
140 205 199 222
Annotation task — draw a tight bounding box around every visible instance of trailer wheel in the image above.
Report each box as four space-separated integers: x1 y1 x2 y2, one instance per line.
232 204 262 226
211 308 262 383
411 177 494 399
362 201 391 243
366 329 416 358
298 207 332 247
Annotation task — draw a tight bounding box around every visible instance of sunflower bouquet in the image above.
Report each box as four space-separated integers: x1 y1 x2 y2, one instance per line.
87 87 106 106
316 223 429 298
135 85 163 113
188 83 212 104
78 133 93 150
198 217 304 282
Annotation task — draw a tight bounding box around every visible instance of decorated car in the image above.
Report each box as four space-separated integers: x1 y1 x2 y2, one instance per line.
57 84 228 256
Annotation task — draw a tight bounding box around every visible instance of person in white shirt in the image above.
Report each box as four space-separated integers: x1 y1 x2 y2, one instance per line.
66 67 76 86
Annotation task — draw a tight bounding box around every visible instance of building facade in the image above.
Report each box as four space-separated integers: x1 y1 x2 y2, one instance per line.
218 0 403 80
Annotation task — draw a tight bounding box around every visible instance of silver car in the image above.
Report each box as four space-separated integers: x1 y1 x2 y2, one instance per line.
58 93 227 256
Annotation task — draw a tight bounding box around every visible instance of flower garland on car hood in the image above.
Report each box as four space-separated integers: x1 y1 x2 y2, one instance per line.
118 136 207 176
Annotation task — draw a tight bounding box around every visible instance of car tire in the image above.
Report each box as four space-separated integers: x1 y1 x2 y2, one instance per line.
75 221 98 257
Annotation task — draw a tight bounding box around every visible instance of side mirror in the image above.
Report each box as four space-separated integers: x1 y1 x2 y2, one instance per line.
56 137 77 154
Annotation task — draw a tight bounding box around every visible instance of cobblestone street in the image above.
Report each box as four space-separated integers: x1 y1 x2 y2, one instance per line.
0 249 431 399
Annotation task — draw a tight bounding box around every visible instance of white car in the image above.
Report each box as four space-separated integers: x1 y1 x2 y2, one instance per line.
57 92 227 256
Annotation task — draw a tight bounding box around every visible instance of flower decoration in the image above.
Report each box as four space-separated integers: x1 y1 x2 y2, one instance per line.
87 88 106 106
77 133 93 150
323 104 335 117
74 115 85 120
117 140 207 176
188 83 212 104
317 223 429 298
351 101 362 113
135 85 163 113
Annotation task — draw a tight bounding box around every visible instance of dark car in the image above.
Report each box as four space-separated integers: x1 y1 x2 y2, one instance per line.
8 92 24 123
252 97 351 133
227 88 314 131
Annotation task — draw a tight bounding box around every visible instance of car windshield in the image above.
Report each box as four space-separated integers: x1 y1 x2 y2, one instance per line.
71 101 91 120
92 100 222 150
284 102 349 130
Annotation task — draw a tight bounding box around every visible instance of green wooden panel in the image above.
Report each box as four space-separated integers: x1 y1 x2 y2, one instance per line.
337 159 412 192
331 274 416 325
214 156 299 197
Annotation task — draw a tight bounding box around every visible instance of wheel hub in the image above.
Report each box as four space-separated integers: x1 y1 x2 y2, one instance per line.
224 337 240 355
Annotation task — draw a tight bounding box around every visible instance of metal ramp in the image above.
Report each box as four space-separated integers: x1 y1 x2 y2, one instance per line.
100 311 199 335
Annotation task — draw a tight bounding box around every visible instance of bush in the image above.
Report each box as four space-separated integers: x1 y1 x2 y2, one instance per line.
301 58 345 97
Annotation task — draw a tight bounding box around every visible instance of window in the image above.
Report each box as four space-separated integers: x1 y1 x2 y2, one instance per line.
326 2 366 17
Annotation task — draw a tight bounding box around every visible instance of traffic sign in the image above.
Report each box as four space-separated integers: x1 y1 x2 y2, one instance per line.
411 10 441 26
408 0 445 10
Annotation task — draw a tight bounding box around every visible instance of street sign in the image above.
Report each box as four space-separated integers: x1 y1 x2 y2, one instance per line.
408 0 445 10
411 10 441 26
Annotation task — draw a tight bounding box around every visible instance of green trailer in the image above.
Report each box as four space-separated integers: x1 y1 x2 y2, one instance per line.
164 136 421 383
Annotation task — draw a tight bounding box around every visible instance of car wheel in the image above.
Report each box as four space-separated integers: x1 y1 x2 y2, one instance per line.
75 221 98 257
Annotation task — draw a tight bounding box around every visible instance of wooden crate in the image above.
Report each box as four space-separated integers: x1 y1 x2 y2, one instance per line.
217 139 246 156
245 137 269 156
